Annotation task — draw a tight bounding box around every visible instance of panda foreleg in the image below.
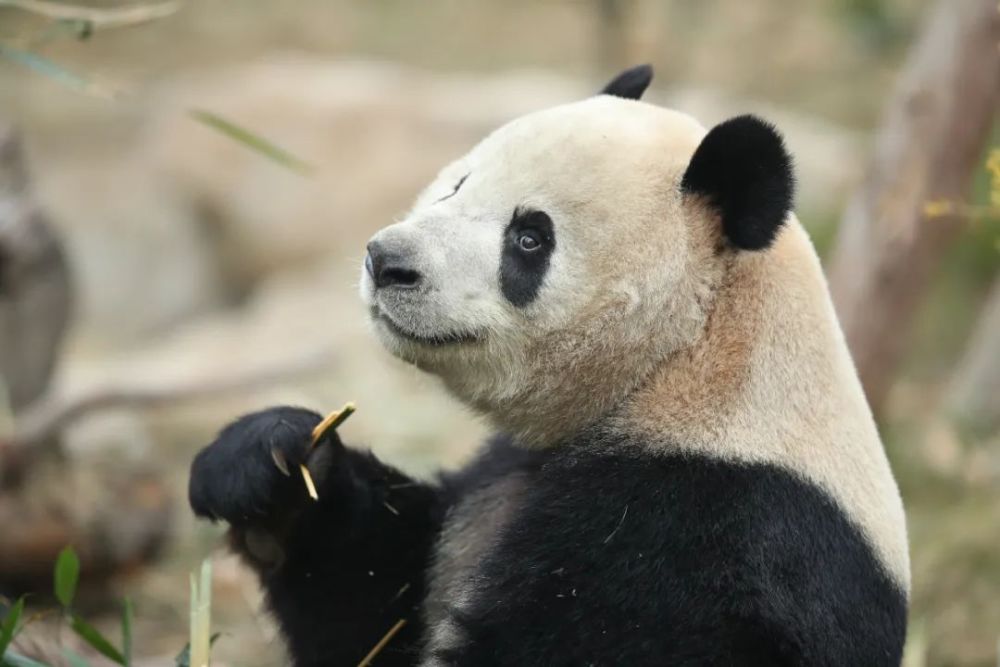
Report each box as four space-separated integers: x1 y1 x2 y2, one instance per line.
189 406 445 667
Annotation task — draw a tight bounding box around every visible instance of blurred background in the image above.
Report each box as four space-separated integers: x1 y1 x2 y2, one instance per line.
0 1 997 665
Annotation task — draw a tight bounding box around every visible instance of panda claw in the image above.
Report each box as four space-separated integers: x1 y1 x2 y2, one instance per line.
271 446 292 477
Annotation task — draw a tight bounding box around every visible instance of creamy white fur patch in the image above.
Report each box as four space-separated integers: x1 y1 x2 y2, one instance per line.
620 221 910 590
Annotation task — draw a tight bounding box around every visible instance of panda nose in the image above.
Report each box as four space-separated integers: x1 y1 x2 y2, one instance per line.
366 241 422 290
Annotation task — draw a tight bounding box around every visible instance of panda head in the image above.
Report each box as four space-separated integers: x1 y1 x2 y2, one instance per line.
360 65 794 445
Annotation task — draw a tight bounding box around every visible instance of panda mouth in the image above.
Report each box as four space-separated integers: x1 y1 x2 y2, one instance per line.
374 309 481 347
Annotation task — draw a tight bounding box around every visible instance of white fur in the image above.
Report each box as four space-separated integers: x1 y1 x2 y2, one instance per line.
362 97 711 442
361 95 910 596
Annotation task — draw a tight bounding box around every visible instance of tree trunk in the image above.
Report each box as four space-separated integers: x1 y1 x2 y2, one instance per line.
827 0 1000 416
946 277 1000 439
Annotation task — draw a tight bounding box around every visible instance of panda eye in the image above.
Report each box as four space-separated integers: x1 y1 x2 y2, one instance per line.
517 232 541 252
505 208 554 257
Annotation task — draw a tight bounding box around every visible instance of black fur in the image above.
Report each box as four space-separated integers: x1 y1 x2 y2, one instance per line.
189 407 325 526
681 114 795 251
189 408 443 666
440 433 540 502
442 436 906 666
599 64 654 100
190 412 906 666
499 208 555 307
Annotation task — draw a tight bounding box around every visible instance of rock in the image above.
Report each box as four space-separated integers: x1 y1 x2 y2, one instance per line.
0 123 71 412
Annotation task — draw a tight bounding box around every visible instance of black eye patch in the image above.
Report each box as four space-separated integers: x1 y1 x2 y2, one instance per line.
500 208 555 307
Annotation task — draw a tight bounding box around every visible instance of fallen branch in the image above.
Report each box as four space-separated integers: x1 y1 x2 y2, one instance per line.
0 0 181 29
0 347 338 479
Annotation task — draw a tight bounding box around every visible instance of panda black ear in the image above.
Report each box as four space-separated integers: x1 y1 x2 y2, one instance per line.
599 64 653 100
681 115 795 251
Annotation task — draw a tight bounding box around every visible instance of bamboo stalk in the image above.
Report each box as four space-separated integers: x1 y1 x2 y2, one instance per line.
189 559 212 667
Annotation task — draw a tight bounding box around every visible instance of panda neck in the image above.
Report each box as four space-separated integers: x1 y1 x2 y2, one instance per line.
466 223 866 456
618 223 847 447
470 221 909 590
610 222 910 589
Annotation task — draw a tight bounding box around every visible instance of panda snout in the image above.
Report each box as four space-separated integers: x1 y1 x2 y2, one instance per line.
366 240 423 291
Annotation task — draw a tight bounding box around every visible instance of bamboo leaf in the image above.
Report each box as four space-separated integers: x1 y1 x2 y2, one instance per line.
1 649 51 667
188 109 314 175
69 616 125 666
61 649 92 667
0 45 118 99
173 644 189 667
0 375 14 439
0 598 25 657
174 633 220 667
53 547 79 608
121 598 133 666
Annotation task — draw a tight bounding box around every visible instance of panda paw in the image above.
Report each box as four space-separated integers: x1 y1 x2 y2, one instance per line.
189 406 340 526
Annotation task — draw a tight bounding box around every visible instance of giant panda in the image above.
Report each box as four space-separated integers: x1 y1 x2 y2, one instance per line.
189 65 910 666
